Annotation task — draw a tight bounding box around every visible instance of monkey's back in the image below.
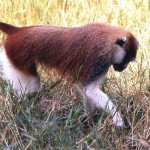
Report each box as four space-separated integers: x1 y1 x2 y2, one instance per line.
2 23 132 83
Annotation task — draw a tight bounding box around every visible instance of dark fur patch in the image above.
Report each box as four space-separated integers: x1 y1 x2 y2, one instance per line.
116 37 127 47
83 54 110 85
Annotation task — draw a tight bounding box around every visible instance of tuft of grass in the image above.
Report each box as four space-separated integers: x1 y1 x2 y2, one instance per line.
0 0 150 149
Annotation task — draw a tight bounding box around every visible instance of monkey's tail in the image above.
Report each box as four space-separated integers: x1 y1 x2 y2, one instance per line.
0 22 19 34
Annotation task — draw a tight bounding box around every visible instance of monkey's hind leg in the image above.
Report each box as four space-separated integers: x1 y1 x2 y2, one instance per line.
0 48 41 97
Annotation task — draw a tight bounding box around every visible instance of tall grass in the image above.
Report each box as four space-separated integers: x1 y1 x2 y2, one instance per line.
0 0 150 149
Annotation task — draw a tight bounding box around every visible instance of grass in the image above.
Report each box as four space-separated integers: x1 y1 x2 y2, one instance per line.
0 0 150 149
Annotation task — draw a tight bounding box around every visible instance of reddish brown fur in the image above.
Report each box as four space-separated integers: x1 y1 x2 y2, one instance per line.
0 22 138 84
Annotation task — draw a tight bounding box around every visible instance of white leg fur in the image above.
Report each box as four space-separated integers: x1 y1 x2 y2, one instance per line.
75 84 95 112
0 48 41 96
85 81 124 127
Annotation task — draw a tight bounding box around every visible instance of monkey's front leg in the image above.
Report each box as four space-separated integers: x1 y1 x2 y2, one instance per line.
84 82 124 127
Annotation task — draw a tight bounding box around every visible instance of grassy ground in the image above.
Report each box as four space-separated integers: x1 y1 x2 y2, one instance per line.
0 0 150 149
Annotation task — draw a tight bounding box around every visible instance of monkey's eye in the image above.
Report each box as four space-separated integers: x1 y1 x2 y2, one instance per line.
116 37 127 47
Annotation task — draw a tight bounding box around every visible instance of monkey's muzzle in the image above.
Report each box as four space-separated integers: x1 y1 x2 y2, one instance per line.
113 63 128 72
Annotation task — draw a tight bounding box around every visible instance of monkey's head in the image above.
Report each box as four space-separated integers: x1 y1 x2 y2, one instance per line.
112 34 139 72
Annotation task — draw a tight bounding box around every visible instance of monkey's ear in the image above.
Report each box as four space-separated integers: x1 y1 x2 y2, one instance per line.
116 37 127 47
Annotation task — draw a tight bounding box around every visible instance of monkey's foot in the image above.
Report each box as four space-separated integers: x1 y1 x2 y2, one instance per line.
112 112 124 127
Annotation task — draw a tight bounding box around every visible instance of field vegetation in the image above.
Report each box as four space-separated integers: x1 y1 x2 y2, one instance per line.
0 0 150 149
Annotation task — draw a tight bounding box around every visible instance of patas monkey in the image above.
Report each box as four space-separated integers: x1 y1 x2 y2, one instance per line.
0 22 139 127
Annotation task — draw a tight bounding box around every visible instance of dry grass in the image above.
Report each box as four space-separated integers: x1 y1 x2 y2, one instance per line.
0 0 150 149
